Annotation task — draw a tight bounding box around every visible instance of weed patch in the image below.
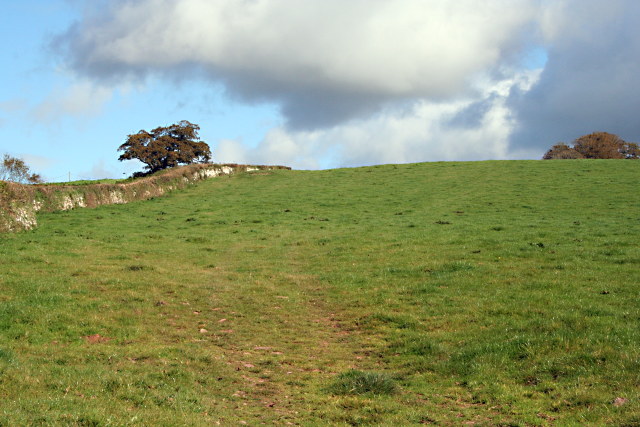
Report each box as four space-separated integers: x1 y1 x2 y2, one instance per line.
125 265 152 271
325 370 398 396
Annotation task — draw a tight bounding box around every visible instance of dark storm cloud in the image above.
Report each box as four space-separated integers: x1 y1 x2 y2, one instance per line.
510 0 640 151
446 94 499 130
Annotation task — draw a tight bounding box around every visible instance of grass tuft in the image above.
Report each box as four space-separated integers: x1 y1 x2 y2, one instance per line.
125 265 152 271
325 370 398 396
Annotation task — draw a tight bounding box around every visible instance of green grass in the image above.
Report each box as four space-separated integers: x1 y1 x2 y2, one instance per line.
326 371 398 396
1 160 639 425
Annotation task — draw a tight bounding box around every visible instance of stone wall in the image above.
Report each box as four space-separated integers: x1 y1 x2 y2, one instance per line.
0 163 289 233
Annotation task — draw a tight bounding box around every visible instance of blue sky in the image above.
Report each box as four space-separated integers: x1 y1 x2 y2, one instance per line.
1 0 638 182
1 1 282 181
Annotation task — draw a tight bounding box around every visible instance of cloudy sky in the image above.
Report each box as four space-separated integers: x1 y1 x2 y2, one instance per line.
1 0 638 181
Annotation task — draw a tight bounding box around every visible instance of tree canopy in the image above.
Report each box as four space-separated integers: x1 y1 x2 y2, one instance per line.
543 132 639 160
118 121 212 174
0 154 42 184
542 143 585 160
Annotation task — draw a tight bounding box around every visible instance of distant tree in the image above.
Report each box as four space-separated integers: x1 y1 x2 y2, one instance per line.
572 132 625 159
118 120 212 174
543 132 639 160
0 154 43 184
542 143 585 159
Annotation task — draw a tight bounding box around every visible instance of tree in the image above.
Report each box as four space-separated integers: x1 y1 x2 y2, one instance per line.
542 132 639 160
542 143 585 159
572 132 625 159
118 120 212 174
0 154 42 184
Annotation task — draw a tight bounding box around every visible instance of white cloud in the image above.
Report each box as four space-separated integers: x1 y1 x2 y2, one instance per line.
216 131 321 169
79 159 118 180
57 0 538 128
223 70 540 168
32 80 113 123
215 138 249 164
0 99 28 128
0 99 28 113
53 0 640 166
19 153 56 171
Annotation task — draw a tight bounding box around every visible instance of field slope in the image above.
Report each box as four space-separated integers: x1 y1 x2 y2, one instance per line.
1 160 639 425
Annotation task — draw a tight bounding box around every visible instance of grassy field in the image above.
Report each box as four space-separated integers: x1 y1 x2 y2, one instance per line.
0 160 639 425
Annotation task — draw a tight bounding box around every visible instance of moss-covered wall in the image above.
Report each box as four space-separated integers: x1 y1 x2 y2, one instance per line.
0 164 289 233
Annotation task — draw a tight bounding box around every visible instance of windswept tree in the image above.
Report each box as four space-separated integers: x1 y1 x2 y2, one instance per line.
543 132 639 160
0 154 43 184
118 121 212 174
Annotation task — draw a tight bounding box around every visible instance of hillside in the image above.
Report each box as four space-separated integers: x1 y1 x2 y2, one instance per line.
0 164 288 232
0 160 639 424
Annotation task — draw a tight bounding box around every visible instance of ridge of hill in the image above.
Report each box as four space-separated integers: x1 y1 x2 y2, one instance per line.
0 160 639 424
0 163 290 232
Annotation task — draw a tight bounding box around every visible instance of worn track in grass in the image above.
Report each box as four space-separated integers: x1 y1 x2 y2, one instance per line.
1 160 639 425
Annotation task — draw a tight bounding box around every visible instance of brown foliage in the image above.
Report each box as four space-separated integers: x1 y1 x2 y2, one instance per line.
543 132 639 160
542 143 585 159
573 132 625 159
1 154 42 183
118 120 212 173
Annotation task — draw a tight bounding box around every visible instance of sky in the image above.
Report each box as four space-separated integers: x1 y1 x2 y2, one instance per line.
1 0 638 181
